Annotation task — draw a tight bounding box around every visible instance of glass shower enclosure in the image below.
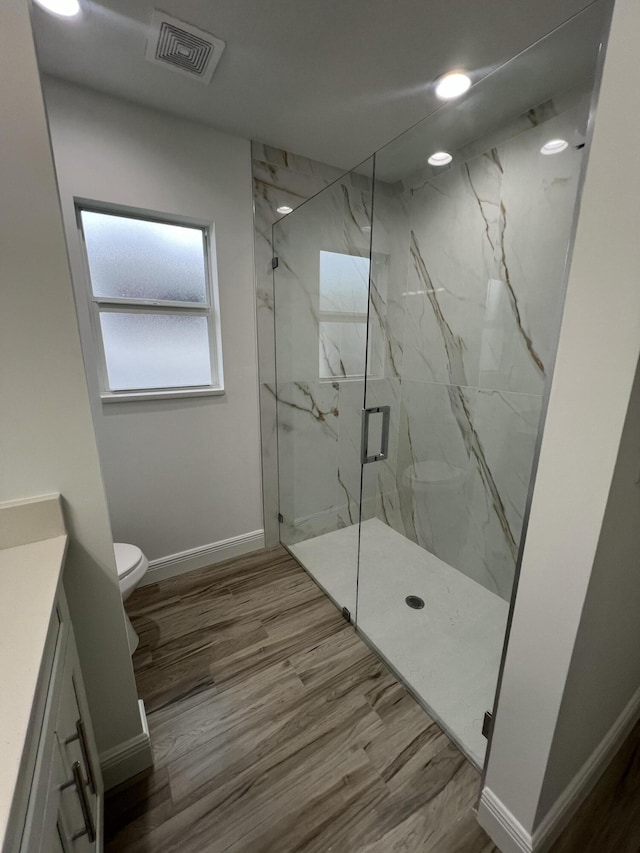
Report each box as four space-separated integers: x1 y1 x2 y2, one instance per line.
272 0 611 767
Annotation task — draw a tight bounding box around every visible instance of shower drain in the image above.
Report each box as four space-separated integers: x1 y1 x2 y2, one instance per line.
405 595 425 610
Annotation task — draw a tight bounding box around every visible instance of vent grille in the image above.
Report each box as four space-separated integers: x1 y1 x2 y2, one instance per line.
156 23 213 76
145 11 225 85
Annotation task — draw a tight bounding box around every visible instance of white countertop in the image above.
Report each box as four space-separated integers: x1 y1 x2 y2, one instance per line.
0 534 67 850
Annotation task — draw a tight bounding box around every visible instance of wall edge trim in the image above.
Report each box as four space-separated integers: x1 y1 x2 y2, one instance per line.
100 700 153 790
532 682 640 850
477 788 533 853
479 683 640 852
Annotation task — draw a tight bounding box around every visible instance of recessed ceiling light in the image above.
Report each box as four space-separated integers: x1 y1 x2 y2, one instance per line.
276 205 293 215
434 71 471 101
33 0 80 17
540 139 569 155
428 151 453 167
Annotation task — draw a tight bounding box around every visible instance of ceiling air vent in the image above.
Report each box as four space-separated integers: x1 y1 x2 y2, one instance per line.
145 11 225 84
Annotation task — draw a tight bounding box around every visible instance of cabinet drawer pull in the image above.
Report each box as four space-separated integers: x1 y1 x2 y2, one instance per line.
76 718 97 794
65 719 97 794
70 761 96 843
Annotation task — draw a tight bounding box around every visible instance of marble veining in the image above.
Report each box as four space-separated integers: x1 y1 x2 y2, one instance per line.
252 143 348 545
409 230 470 389
463 151 502 252
496 199 546 378
264 95 588 603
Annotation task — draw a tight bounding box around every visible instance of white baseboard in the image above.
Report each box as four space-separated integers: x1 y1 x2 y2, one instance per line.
141 529 265 585
477 789 532 853
479 682 640 853
533 682 640 851
100 699 153 790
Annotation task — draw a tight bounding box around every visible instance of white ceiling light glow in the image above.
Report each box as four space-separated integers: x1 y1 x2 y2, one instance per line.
33 0 80 17
428 151 453 166
540 138 569 155
276 205 293 215
434 71 471 100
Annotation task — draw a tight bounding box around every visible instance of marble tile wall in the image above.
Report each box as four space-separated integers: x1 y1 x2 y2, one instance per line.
254 95 589 602
272 160 380 548
390 98 589 599
252 143 346 545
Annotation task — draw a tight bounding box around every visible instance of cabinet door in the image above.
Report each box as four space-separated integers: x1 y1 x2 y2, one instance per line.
44 740 90 853
18 598 103 853
20 724 61 853
20 714 68 853
55 639 101 851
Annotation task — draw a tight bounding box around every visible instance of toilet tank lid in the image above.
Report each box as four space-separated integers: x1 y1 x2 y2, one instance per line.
114 543 143 579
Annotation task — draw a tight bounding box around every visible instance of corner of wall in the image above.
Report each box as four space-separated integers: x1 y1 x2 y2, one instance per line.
0 0 148 768
481 0 640 848
99 700 153 790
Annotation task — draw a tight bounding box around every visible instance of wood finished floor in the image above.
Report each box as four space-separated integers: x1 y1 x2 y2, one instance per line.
105 545 499 853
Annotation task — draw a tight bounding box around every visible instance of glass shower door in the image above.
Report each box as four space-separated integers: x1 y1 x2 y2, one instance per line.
272 158 374 615
356 148 517 767
354 0 606 763
268 0 609 776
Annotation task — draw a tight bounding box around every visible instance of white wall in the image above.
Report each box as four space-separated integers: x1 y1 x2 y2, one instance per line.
0 0 145 765
536 352 640 820
42 78 263 566
480 0 640 845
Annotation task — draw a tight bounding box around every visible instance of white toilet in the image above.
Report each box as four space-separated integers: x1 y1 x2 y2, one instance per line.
114 542 149 654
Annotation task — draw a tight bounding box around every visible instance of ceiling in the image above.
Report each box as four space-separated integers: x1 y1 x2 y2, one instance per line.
31 0 597 171
375 0 608 183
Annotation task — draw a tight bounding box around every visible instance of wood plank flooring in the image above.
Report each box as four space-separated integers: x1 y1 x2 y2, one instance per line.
104 545 499 853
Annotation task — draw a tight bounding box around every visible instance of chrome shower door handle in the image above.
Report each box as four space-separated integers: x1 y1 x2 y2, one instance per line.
361 405 391 464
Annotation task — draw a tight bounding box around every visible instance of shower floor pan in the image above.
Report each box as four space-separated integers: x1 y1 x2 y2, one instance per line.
289 517 509 767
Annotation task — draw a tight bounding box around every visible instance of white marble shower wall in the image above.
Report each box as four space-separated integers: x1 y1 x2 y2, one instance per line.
252 143 346 545
255 96 588 595
272 159 384 545
360 182 411 533
390 100 589 599
254 141 417 550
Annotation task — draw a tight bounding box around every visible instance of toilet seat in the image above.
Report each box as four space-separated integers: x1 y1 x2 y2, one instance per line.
114 542 144 580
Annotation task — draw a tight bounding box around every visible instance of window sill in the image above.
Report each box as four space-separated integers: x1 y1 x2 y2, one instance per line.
101 387 225 404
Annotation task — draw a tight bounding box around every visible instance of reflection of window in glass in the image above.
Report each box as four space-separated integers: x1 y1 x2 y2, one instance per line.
318 250 371 379
79 208 223 400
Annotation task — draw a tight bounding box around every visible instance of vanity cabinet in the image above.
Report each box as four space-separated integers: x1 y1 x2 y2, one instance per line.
3 570 103 853
19 608 101 853
0 497 106 853
17 590 102 853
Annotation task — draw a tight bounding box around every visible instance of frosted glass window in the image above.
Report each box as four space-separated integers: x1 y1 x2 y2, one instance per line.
79 204 222 399
100 313 212 391
319 251 370 314
81 211 207 303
